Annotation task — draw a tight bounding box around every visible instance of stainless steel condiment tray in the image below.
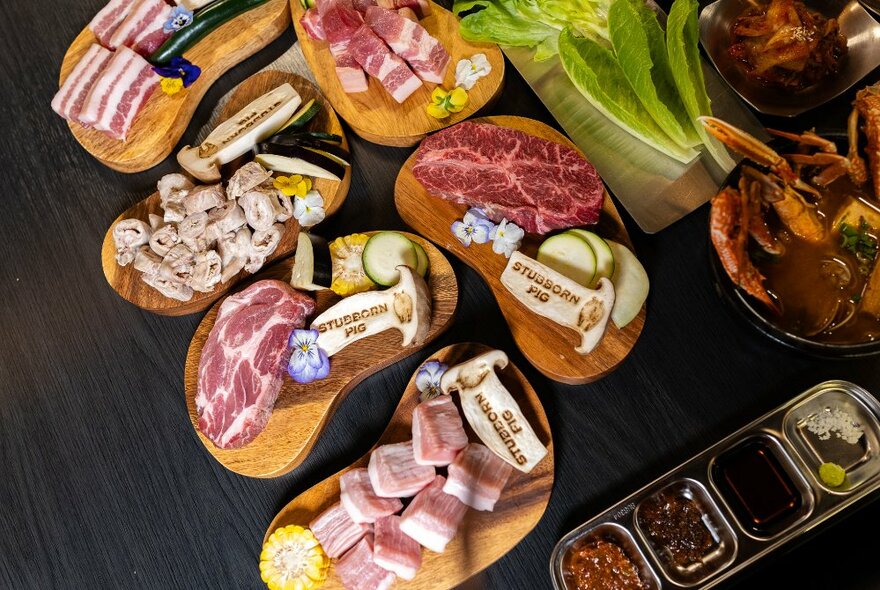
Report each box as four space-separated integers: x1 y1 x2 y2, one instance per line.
551 380 880 589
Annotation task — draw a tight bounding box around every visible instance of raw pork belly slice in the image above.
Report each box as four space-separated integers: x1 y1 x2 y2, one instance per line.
348 24 422 103
400 475 467 553
336 536 396 590
413 122 605 234
396 6 418 21
108 0 173 54
300 8 325 41
443 443 513 511
78 46 160 140
195 280 315 449
309 502 371 558
318 0 369 93
374 515 421 580
365 6 449 83
352 0 377 11
368 441 435 498
51 44 114 121
340 468 403 524
89 0 139 46
377 0 431 18
412 395 468 466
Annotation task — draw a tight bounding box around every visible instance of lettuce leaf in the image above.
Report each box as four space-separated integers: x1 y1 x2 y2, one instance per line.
557 27 698 163
608 0 699 150
666 0 735 171
454 0 561 60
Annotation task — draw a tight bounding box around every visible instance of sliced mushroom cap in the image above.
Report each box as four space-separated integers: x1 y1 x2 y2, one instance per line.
183 184 226 215
112 219 152 266
157 173 194 207
239 188 277 231
227 162 272 200
190 250 223 293
133 246 163 275
142 272 194 302
160 244 195 284
149 224 180 257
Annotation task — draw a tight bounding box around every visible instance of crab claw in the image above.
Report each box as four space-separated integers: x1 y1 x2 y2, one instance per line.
767 128 838 153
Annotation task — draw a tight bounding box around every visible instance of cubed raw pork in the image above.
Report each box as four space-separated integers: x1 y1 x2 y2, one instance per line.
368 441 435 498
399 475 467 553
374 515 422 580
309 502 371 558
348 24 422 103
412 396 468 466
364 6 449 83
336 535 396 590
340 468 403 524
443 443 513 511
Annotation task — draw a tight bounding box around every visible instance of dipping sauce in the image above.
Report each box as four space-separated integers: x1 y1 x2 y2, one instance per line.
637 489 717 568
712 437 802 535
563 538 648 590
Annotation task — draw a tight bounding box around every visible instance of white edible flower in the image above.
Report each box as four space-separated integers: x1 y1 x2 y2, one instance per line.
455 54 492 91
451 208 495 247
293 190 325 227
490 218 524 258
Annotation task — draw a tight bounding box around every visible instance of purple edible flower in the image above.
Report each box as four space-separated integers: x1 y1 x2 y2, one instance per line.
152 57 201 88
287 329 330 384
163 6 194 33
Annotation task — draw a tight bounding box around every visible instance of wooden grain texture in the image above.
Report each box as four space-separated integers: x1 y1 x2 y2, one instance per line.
395 116 645 384
183 233 458 478
58 0 290 173
100 71 351 316
290 0 504 147
264 342 554 588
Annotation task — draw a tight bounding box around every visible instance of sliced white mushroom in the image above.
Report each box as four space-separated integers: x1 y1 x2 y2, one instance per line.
227 161 272 200
183 184 226 215
239 188 278 231
142 272 194 301
133 246 163 275
178 212 209 252
163 201 186 224
157 173 193 207
149 224 179 257
189 250 223 293
160 244 195 284
112 219 152 266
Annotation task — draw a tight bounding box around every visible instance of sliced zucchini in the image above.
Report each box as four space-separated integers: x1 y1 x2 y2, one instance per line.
330 234 376 296
280 131 342 144
255 149 344 181
290 232 330 291
362 232 419 286
607 240 649 329
277 99 320 133
265 135 351 167
536 233 597 288
566 229 615 287
303 146 350 167
411 240 429 277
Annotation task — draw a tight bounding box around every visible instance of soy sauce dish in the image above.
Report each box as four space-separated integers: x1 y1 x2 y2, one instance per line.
551 380 880 589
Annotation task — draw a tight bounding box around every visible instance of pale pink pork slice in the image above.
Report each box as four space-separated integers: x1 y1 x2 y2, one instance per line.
309 502 371 558
377 0 431 18
340 468 403 524
300 8 325 41
129 0 174 55
352 0 378 11
89 0 140 46
412 396 468 466
443 443 513 511
51 43 114 122
374 515 422 580
364 6 449 83
318 0 369 92
196 280 315 449
399 475 468 553
348 24 422 103
336 535 396 590
368 441 435 498
107 0 171 52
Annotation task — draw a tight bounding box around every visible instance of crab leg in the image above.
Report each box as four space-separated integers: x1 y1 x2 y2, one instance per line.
767 128 838 152
854 82 880 197
847 108 868 187
741 175 783 255
774 186 826 242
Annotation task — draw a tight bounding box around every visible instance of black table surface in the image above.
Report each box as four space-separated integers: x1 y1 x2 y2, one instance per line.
2 1 879 588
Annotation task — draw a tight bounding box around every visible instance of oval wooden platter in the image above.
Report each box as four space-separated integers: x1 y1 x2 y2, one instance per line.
264 342 554 588
101 71 351 316
184 232 458 478
59 0 290 173
290 0 504 147
394 116 646 385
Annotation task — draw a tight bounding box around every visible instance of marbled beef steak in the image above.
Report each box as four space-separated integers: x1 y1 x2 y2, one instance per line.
196 280 315 449
412 122 604 234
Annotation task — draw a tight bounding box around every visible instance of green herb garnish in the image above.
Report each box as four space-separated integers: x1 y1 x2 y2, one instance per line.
839 217 878 276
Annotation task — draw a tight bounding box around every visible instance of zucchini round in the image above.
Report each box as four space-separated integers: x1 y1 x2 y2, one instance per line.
566 229 615 287
411 241 430 277
536 233 597 288
362 232 419 286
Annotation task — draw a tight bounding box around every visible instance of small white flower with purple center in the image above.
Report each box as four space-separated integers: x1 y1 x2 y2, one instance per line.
415 360 448 402
451 208 495 247
490 218 524 258
287 329 330 384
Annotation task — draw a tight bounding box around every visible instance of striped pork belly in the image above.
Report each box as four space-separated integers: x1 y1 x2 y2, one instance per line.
443 443 513 511
300 8 325 41
399 475 467 553
336 536 396 590
129 2 174 55
368 441 435 498
51 44 114 122
352 0 377 12
373 515 421 580
309 502 371 558
79 46 159 140
108 0 173 53
376 0 431 18
364 6 449 83
412 395 468 466
318 0 369 93
89 0 140 46
340 468 403 524
348 24 422 103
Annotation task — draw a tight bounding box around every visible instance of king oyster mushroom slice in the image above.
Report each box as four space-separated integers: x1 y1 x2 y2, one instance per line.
160 244 195 284
206 201 247 241
157 173 194 208
112 219 152 266
183 184 226 215
133 246 163 275
142 272 194 302
226 162 272 200
163 201 186 224
239 188 278 231
149 224 180 257
189 250 223 293
178 211 209 252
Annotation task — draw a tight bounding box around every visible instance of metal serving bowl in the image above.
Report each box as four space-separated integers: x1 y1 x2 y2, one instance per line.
699 0 880 117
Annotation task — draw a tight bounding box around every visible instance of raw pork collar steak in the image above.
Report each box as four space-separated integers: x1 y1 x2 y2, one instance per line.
412 122 605 234
196 280 315 449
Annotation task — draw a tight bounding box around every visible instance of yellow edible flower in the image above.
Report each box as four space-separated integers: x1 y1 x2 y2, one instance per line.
446 87 469 113
259 525 329 590
160 77 184 96
426 86 470 119
273 175 313 198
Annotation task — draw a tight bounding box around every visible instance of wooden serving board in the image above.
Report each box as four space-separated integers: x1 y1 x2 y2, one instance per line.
101 71 350 316
394 116 646 384
290 0 504 147
264 342 554 588
59 0 290 173
184 232 458 478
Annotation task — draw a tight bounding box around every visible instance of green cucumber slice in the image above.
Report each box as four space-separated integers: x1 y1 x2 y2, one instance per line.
411 240 429 277
607 240 649 328
537 233 597 287
362 232 419 286
566 229 615 287
277 99 320 133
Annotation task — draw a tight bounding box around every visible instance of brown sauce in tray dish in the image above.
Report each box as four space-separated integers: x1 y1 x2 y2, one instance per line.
637 490 718 568
563 538 649 590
